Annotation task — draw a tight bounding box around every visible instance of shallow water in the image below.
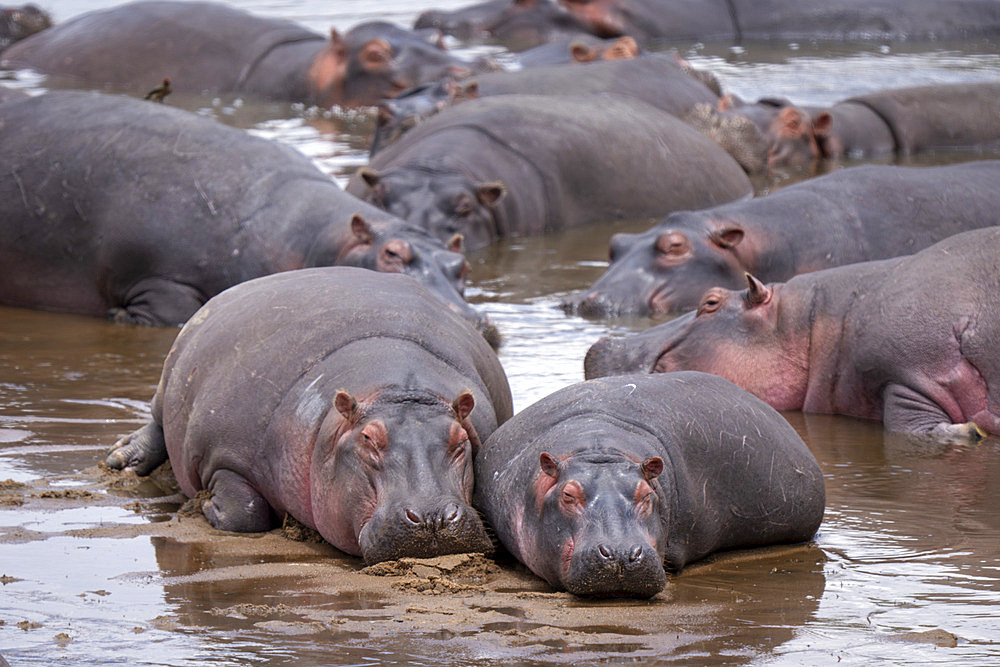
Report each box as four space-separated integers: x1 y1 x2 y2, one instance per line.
2 0 1000 664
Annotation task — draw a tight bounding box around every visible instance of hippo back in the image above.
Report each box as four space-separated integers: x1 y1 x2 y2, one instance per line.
1 0 321 93
477 371 824 570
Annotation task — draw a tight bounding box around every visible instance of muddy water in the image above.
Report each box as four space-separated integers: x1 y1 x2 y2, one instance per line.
2 0 1000 664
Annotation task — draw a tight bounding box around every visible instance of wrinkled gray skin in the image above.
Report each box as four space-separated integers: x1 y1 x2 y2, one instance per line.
584 228 1000 438
559 0 1000 45
1 1 491 107
369 52 720 157
349 93 751 251
564 161 1000 318
107 268 514 563
475 371 825 597
0 90 489 336
0 3 49 52
702 82 1000 172
415 0 592 51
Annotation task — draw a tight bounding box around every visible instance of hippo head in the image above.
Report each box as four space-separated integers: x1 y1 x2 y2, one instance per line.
356 167 507 253
414 0 511 41
520 439 668 597
584 274 810 410
562 213 748 318
0 4 51 49
308 23 480 108
685 97 832 174
480 0 594 51
568 35 639 62
559 0 629 38
311 389 492 563
314 214 499 348
369 77 472 156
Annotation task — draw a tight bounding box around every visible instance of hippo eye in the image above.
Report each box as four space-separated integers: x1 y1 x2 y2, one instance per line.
561 490 576 505
697 292 723 315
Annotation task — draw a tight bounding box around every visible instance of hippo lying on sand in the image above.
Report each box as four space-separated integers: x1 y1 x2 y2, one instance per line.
350 93 751 251
0 90 486 335
1 1 491 107
585 227 1000 438
107 267 513 563
475 371 825 597
563 161 1000 317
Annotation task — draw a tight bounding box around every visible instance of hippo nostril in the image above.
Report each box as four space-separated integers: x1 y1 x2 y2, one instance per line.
443 503 460 524
629 544 643 562
597 544 613 560
405 509 421 525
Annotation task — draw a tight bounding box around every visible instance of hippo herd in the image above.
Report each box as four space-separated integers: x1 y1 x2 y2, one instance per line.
3 0 1000 599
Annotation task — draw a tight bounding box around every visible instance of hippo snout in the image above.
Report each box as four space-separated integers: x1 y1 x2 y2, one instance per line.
564 542 667 598
583 335 647 379
359 499 493 564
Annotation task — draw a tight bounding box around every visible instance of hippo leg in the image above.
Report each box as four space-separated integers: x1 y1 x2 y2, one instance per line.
202 469 274 533
105 421 167 475
107 278 206 326
883 383 984 440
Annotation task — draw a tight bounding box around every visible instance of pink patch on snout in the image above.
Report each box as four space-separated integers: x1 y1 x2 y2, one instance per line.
560 536 576 576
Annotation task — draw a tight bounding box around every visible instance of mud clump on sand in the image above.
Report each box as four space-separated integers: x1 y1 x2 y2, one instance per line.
97 460 180 495
281 514 325 543
211 603 294 618
362 553 498 594
35 489 94 499
177 489 211 517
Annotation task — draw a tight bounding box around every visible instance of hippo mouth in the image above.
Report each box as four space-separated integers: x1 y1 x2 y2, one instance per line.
646 283 679 317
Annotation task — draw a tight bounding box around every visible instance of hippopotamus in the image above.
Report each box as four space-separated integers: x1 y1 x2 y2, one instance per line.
106 267 514 563
585 227 1000 438
0 90 489 337
369 52 720 156
348 93 751 251
559 0 1000 45
514 34 639 67
1 1 491 108
691 82 1000 172
0 3 49 52
475 371 825 597
563 161 1000 318
415 0 593 51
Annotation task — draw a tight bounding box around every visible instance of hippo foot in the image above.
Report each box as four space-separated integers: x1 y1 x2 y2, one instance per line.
202 469 275 533
105 422 168 475
932 421 987 442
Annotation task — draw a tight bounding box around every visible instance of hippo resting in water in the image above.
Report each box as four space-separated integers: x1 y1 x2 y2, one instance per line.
369 52 721 155
0 3 49 52
691 82 1000 173
563 161 1000 318
106 268 513 563
558 0 1000 45
475 371 825 597
0 90 488 336
348 93 751 251
585 227 1000 438
415 0 593 51
1 1 492 107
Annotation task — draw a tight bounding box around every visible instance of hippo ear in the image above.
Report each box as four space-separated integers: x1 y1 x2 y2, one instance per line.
641 456 664 481
606 36 639 60
447 233 465 254
476 181 506 207
812 110 833 138
570 41 597 62
539 452 560 479
351 214 374 244
451 391 475 421
717 93 739 111
745 273 772 308
357 166 381 189
708 223 744 249
358 39 393 72
334 390 358 421
775 106 808 137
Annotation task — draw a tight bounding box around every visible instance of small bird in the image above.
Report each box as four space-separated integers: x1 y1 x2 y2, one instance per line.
144 78 171 103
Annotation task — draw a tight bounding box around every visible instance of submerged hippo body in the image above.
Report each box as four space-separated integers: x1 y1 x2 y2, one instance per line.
349 93 751 251
370 53 720 155
564 161 1000 317
415 0 591 50
585 228 1000 437
1 1 485 107
560 0 1000 44
107 268 513 563
700 82 1000 172
475 372 825 597
0 91 483 330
